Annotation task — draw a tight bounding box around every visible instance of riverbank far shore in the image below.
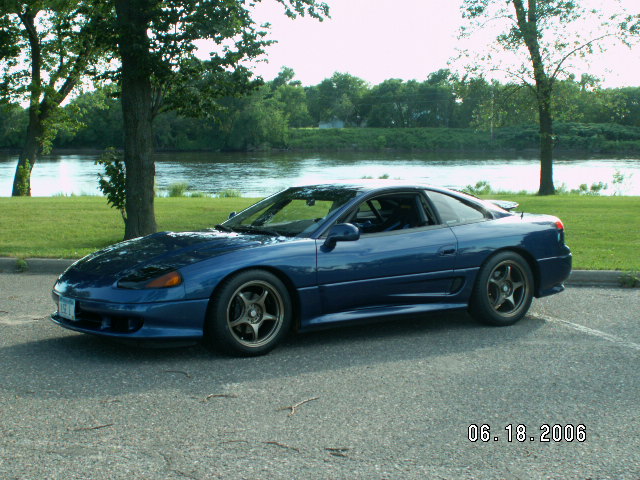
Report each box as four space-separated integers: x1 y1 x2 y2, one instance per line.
3 122 640 155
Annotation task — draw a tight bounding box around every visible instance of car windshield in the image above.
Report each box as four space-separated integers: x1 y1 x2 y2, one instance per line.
222 186 359 237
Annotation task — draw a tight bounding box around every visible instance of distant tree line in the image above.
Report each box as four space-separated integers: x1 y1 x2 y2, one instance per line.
1 68 640 152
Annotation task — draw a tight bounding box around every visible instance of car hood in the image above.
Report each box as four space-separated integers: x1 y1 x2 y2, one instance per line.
66 230 286 279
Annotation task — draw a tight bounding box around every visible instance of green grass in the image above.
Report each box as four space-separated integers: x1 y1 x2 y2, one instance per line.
1 195 638 270
1 196 256 259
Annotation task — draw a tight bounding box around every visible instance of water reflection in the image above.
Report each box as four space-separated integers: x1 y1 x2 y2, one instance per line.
0 151 638 196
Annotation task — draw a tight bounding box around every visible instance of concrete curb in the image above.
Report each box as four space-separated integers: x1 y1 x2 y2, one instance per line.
0 257 76 275
0 257 633 288
565 270 626 288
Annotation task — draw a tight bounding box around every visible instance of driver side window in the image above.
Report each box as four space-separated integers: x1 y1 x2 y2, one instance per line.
345 193 435 234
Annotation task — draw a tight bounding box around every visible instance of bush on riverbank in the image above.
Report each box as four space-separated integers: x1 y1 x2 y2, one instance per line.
1 195 638 271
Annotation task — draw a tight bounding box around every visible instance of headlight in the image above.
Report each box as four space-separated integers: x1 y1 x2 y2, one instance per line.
118 267 183 289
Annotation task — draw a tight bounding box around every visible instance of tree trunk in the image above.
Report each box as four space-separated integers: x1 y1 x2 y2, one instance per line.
538 99 555 195
12 9 42 197
11 110 42 196
511 0 556 195
115 0 157 239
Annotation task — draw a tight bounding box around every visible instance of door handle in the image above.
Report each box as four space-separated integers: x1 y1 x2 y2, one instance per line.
438 245 457 256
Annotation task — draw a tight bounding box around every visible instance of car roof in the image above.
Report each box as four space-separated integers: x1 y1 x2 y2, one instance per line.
288 181 511 215
291 179 445 193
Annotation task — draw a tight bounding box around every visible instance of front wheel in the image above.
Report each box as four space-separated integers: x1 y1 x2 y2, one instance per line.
205 270 292 356
469 251 534 326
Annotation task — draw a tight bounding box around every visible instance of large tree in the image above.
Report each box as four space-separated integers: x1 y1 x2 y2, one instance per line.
112 0 328 239
307 72 368 126
1 1 110 196
459 0 638 194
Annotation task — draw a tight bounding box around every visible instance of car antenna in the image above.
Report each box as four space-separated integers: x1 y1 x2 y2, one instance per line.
521 211 524 219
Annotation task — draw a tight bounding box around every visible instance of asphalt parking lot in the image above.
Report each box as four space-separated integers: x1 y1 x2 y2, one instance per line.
1 273 639 480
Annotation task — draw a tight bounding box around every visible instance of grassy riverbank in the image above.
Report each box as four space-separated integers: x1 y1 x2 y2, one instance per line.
1 195 638 270
287 123 640 153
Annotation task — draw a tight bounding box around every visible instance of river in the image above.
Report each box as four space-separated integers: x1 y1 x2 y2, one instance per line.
1 151 638 196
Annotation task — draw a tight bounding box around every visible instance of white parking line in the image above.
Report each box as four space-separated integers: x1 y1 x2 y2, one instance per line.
530 313 640 352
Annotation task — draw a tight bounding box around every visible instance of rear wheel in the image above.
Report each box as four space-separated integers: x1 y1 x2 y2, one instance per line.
469 251 534 326
205 270 292 356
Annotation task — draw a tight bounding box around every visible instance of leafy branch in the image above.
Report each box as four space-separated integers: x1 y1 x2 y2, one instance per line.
96 147 127 221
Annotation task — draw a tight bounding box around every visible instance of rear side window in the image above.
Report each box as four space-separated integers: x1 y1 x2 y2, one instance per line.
427 191 488 225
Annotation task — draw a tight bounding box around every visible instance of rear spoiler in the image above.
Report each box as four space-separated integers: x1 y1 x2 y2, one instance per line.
486 199 519 211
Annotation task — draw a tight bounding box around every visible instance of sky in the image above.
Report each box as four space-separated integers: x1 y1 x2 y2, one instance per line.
245 0 640 88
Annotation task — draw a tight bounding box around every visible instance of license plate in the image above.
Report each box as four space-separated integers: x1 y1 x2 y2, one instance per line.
58 296 76 321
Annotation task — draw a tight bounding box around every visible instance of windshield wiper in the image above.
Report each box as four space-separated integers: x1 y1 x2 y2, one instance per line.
233 226 282 237
214 224 235 233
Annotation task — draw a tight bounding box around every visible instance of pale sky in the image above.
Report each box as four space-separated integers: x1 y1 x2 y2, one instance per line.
247 0 640 87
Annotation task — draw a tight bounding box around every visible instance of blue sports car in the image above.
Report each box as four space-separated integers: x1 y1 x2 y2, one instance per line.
52 182 572 356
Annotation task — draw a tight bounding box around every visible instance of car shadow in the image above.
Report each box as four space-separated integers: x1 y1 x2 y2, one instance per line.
0 311 545 400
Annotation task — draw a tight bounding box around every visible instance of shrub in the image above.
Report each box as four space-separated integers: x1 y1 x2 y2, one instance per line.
188 191 210 198
168 182 190 197
217 188 242 198
463 180 493 196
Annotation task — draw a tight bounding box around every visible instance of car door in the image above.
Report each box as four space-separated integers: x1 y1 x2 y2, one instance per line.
316 190 458 314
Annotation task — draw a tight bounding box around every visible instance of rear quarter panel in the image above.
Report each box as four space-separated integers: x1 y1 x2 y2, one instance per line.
449 214 571 296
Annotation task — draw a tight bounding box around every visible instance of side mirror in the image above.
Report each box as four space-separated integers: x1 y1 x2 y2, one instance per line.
228 211 237 219
323 223 360 249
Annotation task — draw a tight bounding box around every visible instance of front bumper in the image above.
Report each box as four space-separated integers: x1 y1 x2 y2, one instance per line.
51 292 210 340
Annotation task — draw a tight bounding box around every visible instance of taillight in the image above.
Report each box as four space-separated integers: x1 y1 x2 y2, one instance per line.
555 219 565 244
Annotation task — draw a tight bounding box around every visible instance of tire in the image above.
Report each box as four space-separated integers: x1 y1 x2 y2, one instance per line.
469 251 534 326
205 270 292 356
